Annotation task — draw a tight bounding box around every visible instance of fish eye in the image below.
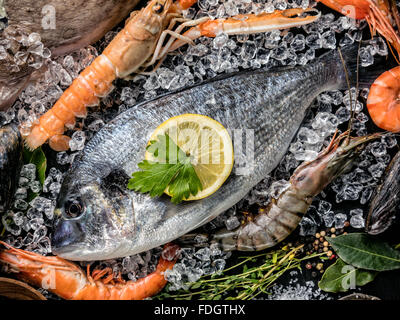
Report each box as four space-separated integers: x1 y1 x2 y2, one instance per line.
65 199 85 218
152 3 164 14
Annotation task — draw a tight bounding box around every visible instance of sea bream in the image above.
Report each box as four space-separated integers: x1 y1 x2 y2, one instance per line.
51 45 360 261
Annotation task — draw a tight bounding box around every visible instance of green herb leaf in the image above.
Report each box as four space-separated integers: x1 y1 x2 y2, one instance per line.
318 258 377 293
328 233 400 271
128 134 202 204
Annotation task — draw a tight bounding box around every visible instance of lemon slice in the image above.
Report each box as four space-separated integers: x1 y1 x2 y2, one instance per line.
145 114 234 201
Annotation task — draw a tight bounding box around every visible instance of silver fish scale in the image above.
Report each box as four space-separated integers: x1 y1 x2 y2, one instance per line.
56 53 347 259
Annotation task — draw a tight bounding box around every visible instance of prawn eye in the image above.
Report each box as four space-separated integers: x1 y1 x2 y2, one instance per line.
65 199 84 218
152 3 164 14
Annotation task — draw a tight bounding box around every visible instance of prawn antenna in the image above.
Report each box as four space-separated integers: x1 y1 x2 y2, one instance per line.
337 49 352 141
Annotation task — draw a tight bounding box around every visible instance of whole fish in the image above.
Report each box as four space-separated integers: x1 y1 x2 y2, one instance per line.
52 45 360 261
0 124 22 214
366 149 400 235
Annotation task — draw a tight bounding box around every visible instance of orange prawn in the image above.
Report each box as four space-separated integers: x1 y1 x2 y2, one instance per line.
317 0 400 61
367 66 400 132
0 241 179 300
24 0 321 151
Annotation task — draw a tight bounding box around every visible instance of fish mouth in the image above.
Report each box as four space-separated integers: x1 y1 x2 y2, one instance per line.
51 219 86 259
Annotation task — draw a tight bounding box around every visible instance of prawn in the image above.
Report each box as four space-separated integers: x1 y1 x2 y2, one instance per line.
24 0 321 151
0 241 179 300
212 131 380 251
367 66 400 131
317 0 400 61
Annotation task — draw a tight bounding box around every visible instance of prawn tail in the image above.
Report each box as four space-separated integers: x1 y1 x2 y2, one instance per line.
24 54 117 151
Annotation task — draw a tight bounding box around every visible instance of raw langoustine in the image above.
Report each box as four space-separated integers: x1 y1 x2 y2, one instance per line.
0 241 179 300
213 132 380 251
24 0 321 151
50 45 364 261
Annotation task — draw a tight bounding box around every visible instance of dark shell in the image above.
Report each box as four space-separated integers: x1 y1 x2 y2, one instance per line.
0 123 22 214
365 151 400 235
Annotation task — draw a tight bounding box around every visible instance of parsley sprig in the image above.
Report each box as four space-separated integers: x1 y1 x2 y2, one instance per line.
127 134 203 204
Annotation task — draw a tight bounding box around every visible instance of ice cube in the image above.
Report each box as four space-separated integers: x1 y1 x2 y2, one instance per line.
334 213 347 229
297 127 321 144
20 163 36 181
14 199 28 211
290 34 305 51
350 214 365 228
14 187 27 200
69 131 86 151
323 210 335 227
194 247 211 261
225 215 240 231
369 141 386 158
317 200 332 215
359 46 374 67
299 216 317 236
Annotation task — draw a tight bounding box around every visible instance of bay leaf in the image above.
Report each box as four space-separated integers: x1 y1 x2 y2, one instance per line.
318 258 376 293
328 233 400 271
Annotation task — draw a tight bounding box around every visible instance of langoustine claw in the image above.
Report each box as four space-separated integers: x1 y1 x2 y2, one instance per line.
0 241 179 300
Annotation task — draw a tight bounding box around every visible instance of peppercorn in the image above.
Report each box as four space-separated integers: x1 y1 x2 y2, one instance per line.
311 271 318 278
343 232 348 235
315 232 320 238
323 241 329 247
344 221 350 228
323 247 328 252
327 250 333 257
331 234 336 238
319 237 325 242
330 227 336 233
305 262 312 270
314 240 319 245
320 231 326 237
311 262 316 268
316 263 324 270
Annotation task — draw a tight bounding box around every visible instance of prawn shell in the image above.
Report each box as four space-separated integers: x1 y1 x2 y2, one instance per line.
367 66 400 132
366 150 400 235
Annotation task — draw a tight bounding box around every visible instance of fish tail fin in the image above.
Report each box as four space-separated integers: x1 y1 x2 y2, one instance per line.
320 43 394 89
